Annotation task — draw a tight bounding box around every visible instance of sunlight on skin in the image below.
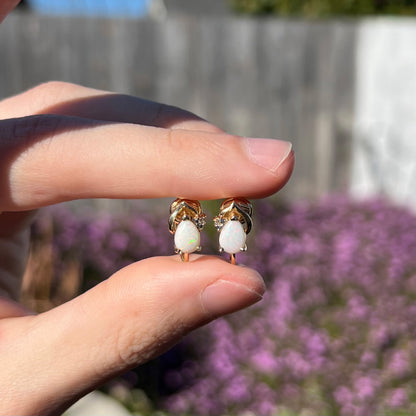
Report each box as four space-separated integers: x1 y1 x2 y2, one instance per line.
0 4 294 415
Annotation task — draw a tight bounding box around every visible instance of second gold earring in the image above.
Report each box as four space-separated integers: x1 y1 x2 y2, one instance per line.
214 198 253 265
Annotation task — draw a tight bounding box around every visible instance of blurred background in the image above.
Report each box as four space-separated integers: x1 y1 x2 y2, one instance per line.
2 0 416 208
1 1 415 415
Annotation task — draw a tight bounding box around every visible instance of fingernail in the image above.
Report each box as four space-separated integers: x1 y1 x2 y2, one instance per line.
244 138 292 173
201 279 264 318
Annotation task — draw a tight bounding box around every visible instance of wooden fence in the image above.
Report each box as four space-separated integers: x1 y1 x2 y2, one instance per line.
0 12 357 204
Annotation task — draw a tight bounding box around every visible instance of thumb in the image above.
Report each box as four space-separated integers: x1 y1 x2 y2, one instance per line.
2 256 265 415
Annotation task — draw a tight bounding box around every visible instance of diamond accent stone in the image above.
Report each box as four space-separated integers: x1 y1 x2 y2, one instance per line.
214 217 225 230
195 216 206 230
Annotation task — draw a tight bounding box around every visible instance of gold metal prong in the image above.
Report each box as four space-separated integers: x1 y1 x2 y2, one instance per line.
230 253 236 265
182 252 189 262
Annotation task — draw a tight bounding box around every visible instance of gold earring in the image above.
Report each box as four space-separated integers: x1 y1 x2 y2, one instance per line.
169 198 206 262
214 198 253 265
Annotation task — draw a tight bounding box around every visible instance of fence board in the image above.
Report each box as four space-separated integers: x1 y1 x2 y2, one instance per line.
0 12 357 205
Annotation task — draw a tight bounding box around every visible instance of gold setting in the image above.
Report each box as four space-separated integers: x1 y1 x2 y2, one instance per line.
169 198 206 262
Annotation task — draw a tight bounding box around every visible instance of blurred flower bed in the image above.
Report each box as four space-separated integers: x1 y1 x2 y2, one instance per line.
26 196 416 416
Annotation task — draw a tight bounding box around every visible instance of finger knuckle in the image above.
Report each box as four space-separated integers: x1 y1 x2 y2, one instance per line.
28 81 79 109
31 80 72 97
6 115 65 206
114 315 187 368
101 274 188 369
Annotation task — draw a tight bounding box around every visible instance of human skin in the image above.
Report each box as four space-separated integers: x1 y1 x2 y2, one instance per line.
0 4 294 415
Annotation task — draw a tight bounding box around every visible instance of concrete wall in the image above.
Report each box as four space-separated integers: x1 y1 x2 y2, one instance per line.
351 19 416 211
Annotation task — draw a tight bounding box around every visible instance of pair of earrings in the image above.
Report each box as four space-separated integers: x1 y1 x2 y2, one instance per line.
168 197 253 264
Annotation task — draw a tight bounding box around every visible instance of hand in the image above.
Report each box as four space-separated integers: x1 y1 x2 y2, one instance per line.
0 80 293 415
0 0 20 23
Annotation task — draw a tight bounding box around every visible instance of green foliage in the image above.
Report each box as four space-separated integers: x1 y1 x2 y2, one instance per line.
230 0 416 17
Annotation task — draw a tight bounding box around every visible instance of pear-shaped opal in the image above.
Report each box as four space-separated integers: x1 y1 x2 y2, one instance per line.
174 220 200 253
219 220 246 254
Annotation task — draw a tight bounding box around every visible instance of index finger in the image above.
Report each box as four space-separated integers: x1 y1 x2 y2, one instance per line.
1 115 293 210
0 82 222 134
0 0 19 23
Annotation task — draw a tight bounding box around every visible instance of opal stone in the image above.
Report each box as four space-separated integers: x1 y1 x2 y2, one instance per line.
219 220 246 254
174 220 200 253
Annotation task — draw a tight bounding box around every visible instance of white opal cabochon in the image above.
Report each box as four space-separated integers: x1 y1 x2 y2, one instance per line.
219 220 246 254
174 220 200 253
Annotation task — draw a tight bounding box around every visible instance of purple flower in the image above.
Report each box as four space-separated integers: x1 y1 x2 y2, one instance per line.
223 374 251 403
386 388 408 408
354 375 378 401
359 351 376 368
30 196 416 415
250 350 280 374
386 350 410 378
334 386 353 406
162 196 416 415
